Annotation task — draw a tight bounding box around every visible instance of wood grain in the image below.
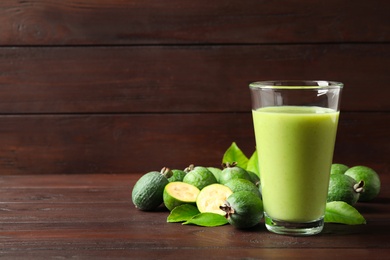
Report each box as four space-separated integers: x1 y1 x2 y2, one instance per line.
0 44 389 114
1 0 389 45
0 173 388 258
0 1 388 258
0 0 388 175
0 112 388 175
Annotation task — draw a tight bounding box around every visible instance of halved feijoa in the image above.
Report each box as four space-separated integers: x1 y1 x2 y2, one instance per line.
196 183 233 215
163 182 200 211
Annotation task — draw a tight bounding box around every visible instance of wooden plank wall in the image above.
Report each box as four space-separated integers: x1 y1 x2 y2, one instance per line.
0 0 389 175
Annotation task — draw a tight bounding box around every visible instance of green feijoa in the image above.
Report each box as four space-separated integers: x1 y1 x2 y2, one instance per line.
219 162 251 185
220 191 264 229
196 183 233 215
327 173 364 205
345 166 381 202
207 167 222 183
247 171 260 186
131 168 171 211
224 178 261 198
168 169 187 182
183 164 217 190
331 163 349 175
163 182 200 211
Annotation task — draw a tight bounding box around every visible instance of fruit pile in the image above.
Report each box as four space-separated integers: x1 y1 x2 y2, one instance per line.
132 162 263 228
131 142 381 228
328 164 381 204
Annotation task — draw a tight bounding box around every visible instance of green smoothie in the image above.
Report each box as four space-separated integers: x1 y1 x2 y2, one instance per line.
252 106 339 222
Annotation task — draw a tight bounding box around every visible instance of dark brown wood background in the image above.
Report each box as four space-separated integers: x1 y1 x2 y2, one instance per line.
0 0 389 175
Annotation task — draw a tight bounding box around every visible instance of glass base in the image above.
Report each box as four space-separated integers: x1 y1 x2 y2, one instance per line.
264 213 324 236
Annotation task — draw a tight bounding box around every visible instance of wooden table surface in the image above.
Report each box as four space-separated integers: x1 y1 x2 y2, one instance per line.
0 173 389 259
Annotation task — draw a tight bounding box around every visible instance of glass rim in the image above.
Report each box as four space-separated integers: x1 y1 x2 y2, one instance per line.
249 80 344 90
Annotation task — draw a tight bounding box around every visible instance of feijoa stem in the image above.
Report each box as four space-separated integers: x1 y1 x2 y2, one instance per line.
220 202 235 219
354 180 365 193
184 164 195 173
222 162 238 169
160 167 173 178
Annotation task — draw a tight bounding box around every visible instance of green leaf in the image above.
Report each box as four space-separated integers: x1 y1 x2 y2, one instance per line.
246 150 260 178
222 142 249 169
324 201 366 225
167 204 200 223
183 213 228 227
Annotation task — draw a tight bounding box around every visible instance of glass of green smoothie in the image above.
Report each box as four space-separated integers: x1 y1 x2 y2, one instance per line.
249 80 343 236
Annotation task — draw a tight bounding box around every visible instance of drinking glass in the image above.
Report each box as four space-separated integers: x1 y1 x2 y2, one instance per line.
249 80 343 235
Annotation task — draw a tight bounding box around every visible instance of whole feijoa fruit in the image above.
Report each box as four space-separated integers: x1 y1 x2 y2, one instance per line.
168 169 187 182
247 171 260 186
220 191 263 229
219 162 252 185
224 178 261 198
345 166 381 202
132 167 171 211
327 173 364 205
330 163 349 175
183 164 217 190
207 167 222 183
